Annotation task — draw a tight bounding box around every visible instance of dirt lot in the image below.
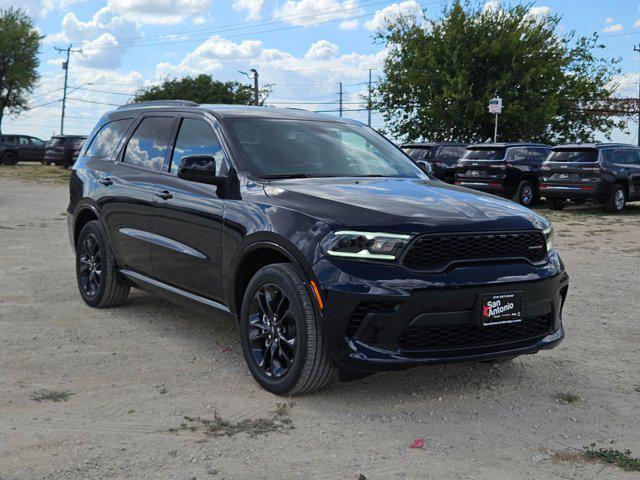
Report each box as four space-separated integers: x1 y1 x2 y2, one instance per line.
1 165 639 479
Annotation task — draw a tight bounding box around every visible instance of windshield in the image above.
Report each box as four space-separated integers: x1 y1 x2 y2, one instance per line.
227 119 422 178
547 150 598 163
402 147 434 160
50 137 65 147
463 148 506 160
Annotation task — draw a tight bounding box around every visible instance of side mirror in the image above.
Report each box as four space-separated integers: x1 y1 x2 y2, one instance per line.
177 155 226 186
416 160 432 175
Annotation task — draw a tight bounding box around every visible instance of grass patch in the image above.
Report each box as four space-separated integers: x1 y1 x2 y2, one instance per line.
0 163 70 185
31 389 74 403
555 392 580 404
171 402 295 438
583 444 640 472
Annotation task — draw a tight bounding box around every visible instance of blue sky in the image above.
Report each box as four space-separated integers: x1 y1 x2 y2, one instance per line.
4 0 640 143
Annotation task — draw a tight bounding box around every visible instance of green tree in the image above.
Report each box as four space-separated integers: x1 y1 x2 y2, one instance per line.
0 8 41 134
133 74 271 105
373 1 626 143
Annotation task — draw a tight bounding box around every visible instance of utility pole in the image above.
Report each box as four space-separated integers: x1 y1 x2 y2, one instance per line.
250 68 259 106
338 82 343 117
55 44 82 135
634 45 640 146
367 69 372 126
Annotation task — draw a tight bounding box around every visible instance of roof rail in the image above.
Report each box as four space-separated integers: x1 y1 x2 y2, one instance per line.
117 100 199 110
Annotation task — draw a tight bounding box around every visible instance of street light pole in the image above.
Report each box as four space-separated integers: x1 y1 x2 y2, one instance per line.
250 69 259 106
55 44 82 135
634 45 640 146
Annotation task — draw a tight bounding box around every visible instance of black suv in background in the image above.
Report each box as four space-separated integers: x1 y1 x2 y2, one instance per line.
44 135 87 168
456 143 550 207
68 102 567 395
0 134 46 164
540 143 640 213
401 142 467 183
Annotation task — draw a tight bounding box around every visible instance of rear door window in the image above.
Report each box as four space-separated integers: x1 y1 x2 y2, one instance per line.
439 146 459 163
506 148 528 162
170 118 224 175
123 117 174 171
19 136 30 145
86 119 133 158
602 149 626 165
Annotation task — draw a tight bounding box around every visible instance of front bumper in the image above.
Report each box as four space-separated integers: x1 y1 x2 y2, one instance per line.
313 253 568 371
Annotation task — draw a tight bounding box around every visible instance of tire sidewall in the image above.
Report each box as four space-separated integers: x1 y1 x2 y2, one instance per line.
76 221 110 307
239 265 312 395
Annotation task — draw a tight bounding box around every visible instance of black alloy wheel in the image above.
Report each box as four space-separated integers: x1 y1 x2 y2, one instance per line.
78 233 102 298
240 263 333 395
2 152 18 165
248 283 297 378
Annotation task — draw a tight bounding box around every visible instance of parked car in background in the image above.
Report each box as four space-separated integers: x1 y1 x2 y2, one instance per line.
44 135 87 168
0 134 46 164
540 143 640 213
455 143 550 207
67 101 567 395
401 142 467 183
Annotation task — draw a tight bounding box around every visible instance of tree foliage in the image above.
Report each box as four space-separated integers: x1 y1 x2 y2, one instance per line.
0 8 41 134
133 74 271 105
373 1 626 144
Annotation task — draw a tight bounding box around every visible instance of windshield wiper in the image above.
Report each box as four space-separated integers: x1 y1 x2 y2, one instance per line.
261 174 311 179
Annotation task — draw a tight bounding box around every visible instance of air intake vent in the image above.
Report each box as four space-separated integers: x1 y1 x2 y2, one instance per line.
403 231 547 271
346 301 399 338
398 315 552 351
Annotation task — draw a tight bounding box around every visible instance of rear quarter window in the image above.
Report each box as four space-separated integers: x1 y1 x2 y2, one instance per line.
85 118 133 159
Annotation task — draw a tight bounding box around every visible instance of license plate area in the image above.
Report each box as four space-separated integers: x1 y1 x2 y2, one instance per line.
480 292 523 326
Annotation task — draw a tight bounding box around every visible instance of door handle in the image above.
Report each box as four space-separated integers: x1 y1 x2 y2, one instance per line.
99 177 113 186
155 190 173 200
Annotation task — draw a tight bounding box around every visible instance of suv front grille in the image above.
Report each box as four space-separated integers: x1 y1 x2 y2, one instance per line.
402 231 547 271
398 314 552 351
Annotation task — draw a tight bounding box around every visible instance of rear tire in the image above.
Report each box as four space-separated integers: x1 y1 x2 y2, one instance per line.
76 220 130 308
514 180 536 207
1 152 18 165
604 184 626 214
240 263 334 396
546 197 565 211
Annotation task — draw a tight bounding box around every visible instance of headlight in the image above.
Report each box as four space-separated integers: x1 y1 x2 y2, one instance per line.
543 225 554 254
321 230 412 261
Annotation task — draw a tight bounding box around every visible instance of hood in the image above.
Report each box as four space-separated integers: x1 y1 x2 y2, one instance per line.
263 177 548 234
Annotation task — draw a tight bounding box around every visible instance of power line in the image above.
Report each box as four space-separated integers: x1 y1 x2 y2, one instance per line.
66 97 122 107
80 0 437 52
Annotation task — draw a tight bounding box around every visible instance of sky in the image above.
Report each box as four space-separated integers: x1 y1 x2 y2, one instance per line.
4 0 640 143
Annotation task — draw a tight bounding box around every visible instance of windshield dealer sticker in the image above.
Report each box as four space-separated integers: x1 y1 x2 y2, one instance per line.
481 293 523 326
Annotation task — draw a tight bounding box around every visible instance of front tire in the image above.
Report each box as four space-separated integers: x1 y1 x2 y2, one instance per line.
546 197 565 211
240 263 333 395
514 180 536 207
76 220 130 308
604 184 626 214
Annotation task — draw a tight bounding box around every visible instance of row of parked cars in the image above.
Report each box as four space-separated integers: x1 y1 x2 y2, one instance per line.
0 134 86 168
402 141 640 213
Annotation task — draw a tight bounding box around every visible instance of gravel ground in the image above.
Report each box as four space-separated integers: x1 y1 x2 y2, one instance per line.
1 170 639 479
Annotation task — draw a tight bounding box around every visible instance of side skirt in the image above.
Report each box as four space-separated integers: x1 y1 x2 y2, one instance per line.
119 268 230 313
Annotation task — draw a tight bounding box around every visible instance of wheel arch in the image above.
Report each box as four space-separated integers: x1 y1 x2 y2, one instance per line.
230 238 318 318
615 178 630 196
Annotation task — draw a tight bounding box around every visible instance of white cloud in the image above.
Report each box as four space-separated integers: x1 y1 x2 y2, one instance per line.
304 40 339 59
0 0 79 17
155 35 386 90
482 1 501 14
107 0 212 25
273 0 359 27
340 19 359 30
605 17 614 24
528 6 550 21
363 0 422 31
44 7 141 69
603 23 623 33
233 0 265 21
